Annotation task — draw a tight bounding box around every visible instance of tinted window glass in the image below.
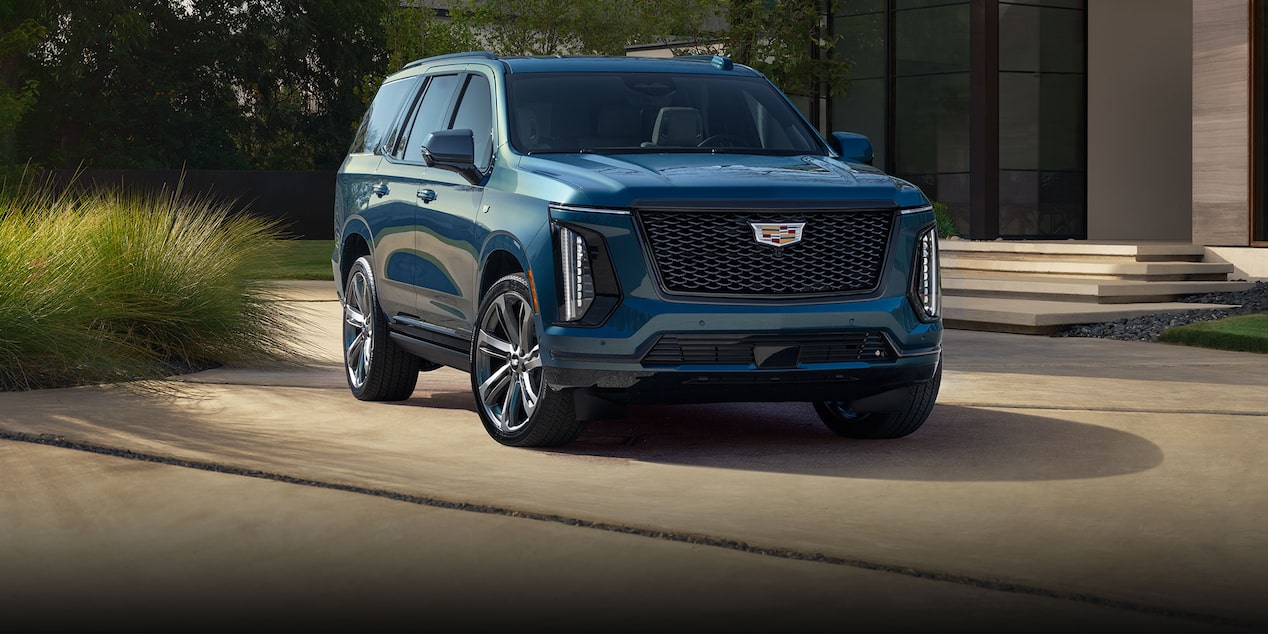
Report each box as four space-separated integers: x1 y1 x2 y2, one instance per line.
450 74 494 171
831 77 886 168
349 77 418 155
506 73 824 155
401 74 461 163
895 3 970 75
894 72 969 174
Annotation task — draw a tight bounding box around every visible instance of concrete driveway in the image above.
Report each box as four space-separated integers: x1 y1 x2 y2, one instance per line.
2 281 1266 632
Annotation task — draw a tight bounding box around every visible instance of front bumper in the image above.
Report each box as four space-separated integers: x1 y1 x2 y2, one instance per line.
546 351 940 405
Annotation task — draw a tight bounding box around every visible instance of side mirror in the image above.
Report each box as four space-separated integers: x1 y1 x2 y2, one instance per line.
829 131 874 166
421 129 483 184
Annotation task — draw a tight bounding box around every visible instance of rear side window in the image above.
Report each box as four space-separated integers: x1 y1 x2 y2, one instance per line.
348 77 418 155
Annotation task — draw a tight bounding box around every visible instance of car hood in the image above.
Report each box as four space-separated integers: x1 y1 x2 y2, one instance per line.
516 152 927 209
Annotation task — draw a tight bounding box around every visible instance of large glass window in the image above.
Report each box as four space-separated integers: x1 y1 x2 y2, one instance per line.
833 1 972 233
895 3 971 76
894 74 970 175
832 3 887 167
998 0 1085 238
829 0 1084 239
893 2 971 234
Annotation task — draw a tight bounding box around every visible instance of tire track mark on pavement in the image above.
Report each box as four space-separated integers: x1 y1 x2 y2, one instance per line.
2 428 1260 632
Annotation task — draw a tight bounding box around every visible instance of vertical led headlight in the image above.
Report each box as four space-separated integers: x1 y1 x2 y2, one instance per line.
558 225 595 321
551 212 621 327
910 226 941 322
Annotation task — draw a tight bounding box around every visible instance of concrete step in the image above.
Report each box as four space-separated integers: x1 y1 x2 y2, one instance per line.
942 273 1253 304
939 239 1206 262
940 254 1234 281
942 296 1241 335
936 240 1245 334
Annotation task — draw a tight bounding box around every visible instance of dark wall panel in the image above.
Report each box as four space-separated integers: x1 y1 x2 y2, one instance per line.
49 169 336 240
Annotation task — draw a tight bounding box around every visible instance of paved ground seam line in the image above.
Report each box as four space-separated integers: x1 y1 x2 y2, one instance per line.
942 402 1268 417
1 428 1258 632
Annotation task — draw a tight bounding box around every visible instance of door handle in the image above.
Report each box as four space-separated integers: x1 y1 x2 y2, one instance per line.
371 183 389 198
417 189 437 204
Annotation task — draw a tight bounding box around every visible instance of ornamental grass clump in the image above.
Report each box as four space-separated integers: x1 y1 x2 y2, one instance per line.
0 179 295 390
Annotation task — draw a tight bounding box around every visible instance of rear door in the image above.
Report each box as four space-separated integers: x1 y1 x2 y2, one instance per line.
339 75 419 319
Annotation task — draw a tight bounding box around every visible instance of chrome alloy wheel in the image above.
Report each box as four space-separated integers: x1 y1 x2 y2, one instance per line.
474 290 543 434
343 268 374 390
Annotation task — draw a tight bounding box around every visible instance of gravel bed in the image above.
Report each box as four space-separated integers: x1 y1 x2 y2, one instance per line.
1057 281 1268 342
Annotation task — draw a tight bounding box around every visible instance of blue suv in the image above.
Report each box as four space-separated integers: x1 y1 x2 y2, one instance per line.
335 53 942 447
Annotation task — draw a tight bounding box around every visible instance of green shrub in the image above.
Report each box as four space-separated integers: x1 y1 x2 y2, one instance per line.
932 201 959 238
0 179 297 390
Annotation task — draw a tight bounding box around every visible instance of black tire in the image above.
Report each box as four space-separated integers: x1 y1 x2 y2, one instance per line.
813 362 941 439
471 274 584 447
342 256 419 401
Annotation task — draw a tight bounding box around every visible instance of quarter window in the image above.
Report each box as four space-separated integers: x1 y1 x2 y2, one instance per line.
348 77 418 155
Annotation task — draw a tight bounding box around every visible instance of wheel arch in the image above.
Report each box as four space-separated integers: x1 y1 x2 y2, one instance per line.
337 221 373 290
478 232 534 305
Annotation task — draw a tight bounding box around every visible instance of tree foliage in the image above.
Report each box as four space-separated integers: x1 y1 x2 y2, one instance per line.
387 1 848 101
4 0 851 170
21 0 249 168
0 0 45 164
447 0 715 57
13 0 397 170
229 0 393 169
677 0 851 99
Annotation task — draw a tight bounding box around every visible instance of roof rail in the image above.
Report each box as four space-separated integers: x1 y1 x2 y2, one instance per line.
403 51 498 69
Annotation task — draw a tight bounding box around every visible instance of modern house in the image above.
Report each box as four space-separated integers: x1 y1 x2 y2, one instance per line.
812 0 1267 331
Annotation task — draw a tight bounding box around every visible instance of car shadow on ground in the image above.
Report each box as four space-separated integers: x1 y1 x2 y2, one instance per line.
395 390 480 413
558 402 1165 482
0 378 1163 486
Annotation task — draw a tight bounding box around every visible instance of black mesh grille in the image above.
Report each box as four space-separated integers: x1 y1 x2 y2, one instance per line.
643 332 893 366
637 209 893 296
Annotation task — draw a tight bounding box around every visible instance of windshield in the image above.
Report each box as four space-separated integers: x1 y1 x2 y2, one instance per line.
506 72 827 155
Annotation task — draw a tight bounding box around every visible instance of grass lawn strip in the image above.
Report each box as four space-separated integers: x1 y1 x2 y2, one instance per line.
265 240 334 280
1157 314 1268 354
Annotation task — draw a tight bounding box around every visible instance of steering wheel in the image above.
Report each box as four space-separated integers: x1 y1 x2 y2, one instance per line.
698 134 746 148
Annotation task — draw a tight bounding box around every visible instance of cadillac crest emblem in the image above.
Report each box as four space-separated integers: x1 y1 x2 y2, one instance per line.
750 222 805 247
